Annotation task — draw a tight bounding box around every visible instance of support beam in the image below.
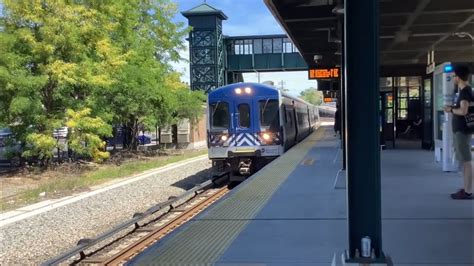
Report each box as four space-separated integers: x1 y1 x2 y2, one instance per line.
344 0 386 262
382 0 431 57
414 14 474 61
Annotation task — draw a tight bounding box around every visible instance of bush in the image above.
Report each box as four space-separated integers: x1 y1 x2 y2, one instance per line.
22 133 57 166
66 108 112 162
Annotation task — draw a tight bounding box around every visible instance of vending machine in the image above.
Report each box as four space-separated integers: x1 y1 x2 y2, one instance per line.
433 62 457 172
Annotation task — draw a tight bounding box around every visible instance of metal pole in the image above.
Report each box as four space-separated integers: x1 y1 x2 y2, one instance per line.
344 0 385 261
341 17 346 171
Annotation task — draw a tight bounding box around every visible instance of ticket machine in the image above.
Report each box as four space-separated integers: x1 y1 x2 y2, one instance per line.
433 62 457 172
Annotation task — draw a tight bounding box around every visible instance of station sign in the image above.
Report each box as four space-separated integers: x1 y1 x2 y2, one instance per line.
308 67 340 80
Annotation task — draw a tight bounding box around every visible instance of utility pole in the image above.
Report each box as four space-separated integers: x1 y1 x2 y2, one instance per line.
278 80 286 91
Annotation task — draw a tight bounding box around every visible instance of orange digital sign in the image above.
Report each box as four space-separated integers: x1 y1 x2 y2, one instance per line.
308 67 340 80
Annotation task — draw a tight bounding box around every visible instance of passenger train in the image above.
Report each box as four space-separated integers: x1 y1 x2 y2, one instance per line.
207 82 320 180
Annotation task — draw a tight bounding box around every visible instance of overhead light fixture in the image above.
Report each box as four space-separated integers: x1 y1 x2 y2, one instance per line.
332 4 344 15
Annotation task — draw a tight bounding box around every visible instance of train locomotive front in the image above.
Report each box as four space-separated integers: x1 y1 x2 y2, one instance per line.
207 83 284 180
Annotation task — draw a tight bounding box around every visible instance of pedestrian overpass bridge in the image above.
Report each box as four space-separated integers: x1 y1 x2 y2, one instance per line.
182 4 311 92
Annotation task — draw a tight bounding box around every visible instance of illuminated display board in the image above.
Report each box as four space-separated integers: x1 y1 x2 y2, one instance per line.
308 67 340 80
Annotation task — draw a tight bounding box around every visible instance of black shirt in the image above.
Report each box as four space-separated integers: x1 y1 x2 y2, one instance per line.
452 85 473 133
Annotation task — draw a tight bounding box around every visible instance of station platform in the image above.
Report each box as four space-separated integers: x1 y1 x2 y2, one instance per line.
127 126 474 265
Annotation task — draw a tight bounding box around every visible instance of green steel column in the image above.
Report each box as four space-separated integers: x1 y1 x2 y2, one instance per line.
182 4 227 93
344 0 385 261
340 18 346 171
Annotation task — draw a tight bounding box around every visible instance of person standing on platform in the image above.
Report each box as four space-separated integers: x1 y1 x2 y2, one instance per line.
334 102 341 137
444 65 473 200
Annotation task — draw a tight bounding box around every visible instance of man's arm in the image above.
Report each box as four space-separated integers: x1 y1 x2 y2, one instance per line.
452 100 469 116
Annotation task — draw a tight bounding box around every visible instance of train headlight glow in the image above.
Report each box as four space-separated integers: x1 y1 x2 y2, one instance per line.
235 88 242 94
244 87 252 94
221 135 228 141
262 133 270 141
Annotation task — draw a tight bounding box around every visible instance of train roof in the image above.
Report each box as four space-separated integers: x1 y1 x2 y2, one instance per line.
209 82 315 107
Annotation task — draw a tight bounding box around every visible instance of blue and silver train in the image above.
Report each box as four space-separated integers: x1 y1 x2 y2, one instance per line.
207 82 320 179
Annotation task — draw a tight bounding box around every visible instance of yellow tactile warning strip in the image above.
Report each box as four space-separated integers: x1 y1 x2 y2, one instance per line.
130 127 327 265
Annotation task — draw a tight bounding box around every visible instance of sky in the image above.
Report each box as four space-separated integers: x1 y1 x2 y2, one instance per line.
171 0 317 95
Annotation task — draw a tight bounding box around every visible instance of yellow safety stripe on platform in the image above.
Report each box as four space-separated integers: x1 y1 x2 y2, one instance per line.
135 127 326 265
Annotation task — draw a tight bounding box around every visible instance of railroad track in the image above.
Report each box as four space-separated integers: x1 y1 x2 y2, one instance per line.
42 172 230 266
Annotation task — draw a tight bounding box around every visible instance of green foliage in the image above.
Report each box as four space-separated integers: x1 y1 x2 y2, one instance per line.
22 133 57 165
0 0 198 161
66 108 112 162
299 87 323 105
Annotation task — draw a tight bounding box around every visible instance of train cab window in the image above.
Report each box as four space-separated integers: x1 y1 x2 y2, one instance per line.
210 102 229 129
259 99 279 130
238 104 251 128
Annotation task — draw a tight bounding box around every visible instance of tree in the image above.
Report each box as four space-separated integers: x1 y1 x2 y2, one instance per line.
0 0 200 159
299 87 323 105
0 0 124 160
89 0 192 150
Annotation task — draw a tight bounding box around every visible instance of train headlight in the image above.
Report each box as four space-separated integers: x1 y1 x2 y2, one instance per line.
221 135 228 141
244 87 252 94
262 133 270 141
235 88 242 94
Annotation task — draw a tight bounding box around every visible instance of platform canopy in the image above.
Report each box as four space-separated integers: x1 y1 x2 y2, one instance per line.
264 0 474 67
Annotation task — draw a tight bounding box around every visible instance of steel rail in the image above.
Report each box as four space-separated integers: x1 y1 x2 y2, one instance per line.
102 186 230 265
42 172 229 266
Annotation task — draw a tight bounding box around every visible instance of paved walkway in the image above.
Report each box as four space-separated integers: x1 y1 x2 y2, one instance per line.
128 128 473 265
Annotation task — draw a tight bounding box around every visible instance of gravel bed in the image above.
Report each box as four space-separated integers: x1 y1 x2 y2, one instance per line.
0 157 214 265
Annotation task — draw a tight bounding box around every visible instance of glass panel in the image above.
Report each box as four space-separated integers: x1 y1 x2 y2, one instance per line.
407 76 421 86
260 100 280 130
399 98 408 109
395 77 407 86
273 38 282 53
253 39 262 54
263 39 272 53
386 93 393 108
398 87 408 97
292 44 298 53
398 109 408 120
210 102 229 129
380 77 392 88
286 109 293 125
238 104 250 128
409 86 419 97
234 40 243 55
386 109 393 123
283 38 292 53
244 39 253 54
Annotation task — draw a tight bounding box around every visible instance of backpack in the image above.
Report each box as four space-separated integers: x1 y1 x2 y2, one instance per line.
464 90 474 133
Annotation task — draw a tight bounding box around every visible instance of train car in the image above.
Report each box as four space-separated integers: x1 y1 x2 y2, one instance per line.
207 82 319 180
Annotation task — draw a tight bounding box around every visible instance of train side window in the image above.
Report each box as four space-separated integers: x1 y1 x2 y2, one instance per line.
238 104 250 128
286 110 292 125
283 106 287 123
210 102 229 130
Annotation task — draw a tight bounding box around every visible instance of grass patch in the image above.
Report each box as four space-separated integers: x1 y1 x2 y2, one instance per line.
1 149 207 211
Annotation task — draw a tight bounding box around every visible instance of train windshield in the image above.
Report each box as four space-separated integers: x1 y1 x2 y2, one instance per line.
259 99 279 130
238 104 251 128
210 102 230 130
